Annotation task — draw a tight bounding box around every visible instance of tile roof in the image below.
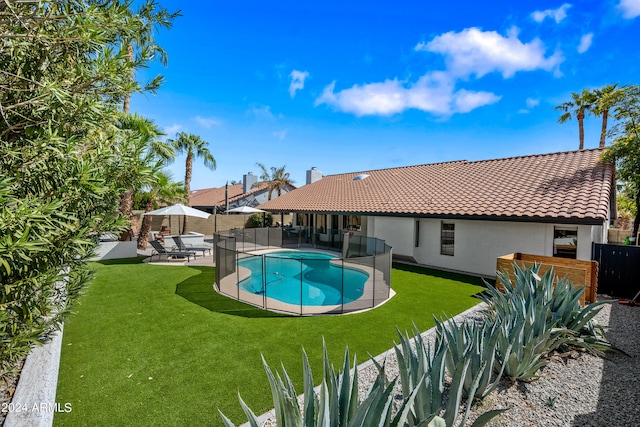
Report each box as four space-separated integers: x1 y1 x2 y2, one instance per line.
190 184 243 207
190 183 268 207
258 149 614 223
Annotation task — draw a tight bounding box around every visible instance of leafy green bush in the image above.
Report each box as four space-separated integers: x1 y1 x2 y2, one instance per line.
0 1 177 379
248 212 273 228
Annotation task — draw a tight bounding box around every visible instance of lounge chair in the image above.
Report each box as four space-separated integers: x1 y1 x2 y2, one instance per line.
172 235 212 257
149 240 196 262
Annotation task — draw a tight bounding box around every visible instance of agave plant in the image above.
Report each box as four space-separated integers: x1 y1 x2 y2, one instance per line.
394 325 446 424
394 327 508 427
220 340 435 427
435 318 508 400
483 267 564 381
482 263 616 381
542 274 614 356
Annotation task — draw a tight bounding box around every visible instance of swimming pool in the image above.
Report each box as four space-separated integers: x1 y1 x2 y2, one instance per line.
237 251 369 306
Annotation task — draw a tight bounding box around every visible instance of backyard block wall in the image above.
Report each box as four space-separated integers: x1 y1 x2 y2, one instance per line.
496 253 598 305
132 211 293 236
608 228 634 244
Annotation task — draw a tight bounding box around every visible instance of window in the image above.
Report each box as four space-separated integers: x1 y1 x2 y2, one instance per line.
342 215 361 231
331 215 339 232
440 222 455 256
553 226 577 259
415 220 420 247
317 214 327 233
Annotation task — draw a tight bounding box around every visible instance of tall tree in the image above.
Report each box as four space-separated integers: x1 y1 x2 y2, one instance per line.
117 2 179 239
590 84 621 148
169 132 216 233
116 113 174 241
137 171 186 249
555 89 594 150
254 163 296 200
602 84 640 238
0 1 175 380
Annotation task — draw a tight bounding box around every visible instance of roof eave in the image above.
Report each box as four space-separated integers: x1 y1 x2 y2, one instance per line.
259 209 607 225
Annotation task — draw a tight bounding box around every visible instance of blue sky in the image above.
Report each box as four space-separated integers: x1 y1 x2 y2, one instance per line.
131 0 640 190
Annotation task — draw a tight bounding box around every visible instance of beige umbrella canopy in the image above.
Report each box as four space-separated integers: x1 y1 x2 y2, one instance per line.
226 206 265 214
143 203 210 235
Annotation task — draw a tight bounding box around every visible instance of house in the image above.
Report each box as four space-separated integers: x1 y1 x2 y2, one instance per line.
190 172 295 214
258 149 615 278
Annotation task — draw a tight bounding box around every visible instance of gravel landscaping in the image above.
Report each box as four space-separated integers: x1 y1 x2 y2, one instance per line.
255 297 640 427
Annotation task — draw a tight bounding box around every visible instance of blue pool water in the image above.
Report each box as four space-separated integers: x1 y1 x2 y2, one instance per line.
238 251 368 306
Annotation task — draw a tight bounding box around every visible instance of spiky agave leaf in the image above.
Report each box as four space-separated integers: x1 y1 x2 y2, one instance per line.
302 348 318 427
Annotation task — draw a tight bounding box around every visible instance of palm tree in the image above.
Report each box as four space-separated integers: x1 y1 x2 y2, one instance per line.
589 84 621 148
116 113 174 241
121 2 180 113
137 170 186 249
555 89 594 150
254 163 295 200
169 132 216 233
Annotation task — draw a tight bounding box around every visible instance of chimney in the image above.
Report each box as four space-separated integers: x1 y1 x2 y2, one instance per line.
243 172 257 193
306 166 322 185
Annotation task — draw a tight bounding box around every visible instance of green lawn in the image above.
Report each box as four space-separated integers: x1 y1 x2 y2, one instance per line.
55 258 484 426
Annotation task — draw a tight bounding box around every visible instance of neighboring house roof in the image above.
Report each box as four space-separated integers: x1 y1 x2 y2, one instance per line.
190 182 274 208
190 184 244 207
258 148 614 224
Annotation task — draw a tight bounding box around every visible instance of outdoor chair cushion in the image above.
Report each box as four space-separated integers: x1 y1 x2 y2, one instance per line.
149 240 196 262
172 236 212 256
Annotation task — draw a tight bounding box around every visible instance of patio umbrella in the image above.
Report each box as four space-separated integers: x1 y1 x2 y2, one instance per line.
227 205 267 227
143 203 211 235
226 206 265 214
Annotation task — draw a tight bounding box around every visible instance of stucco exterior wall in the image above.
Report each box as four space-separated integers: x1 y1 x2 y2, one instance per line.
367 216 415 259
368 216 603 278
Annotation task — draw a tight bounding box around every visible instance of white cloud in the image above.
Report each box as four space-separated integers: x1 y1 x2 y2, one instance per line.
526 98 540 108
195 116 222 129
452 89 502 113
416 27 564 79
249 105 275 119
577 33 593 53
272 129 288 140
531 3 572 23
164 124 182 135
316 27 562 118
618 0 640 18
315 72 500 117
289 70 310 98
519 97 540 113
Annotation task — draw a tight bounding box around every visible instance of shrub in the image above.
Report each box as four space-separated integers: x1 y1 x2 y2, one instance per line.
0 1 177 379
248 212 273 228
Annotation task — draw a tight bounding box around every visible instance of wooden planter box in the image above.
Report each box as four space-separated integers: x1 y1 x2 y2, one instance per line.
496 253 598 305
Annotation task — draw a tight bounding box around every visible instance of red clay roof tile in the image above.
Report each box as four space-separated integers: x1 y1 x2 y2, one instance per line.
258 149 613 223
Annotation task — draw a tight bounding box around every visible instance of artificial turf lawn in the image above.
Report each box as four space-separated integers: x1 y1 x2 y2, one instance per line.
54 257 485 426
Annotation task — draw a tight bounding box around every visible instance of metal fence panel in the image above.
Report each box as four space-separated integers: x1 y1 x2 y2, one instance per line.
593 243 640 298
214 227 393 315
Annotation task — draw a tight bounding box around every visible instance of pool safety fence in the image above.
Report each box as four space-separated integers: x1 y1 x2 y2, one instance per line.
214 227 392 315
